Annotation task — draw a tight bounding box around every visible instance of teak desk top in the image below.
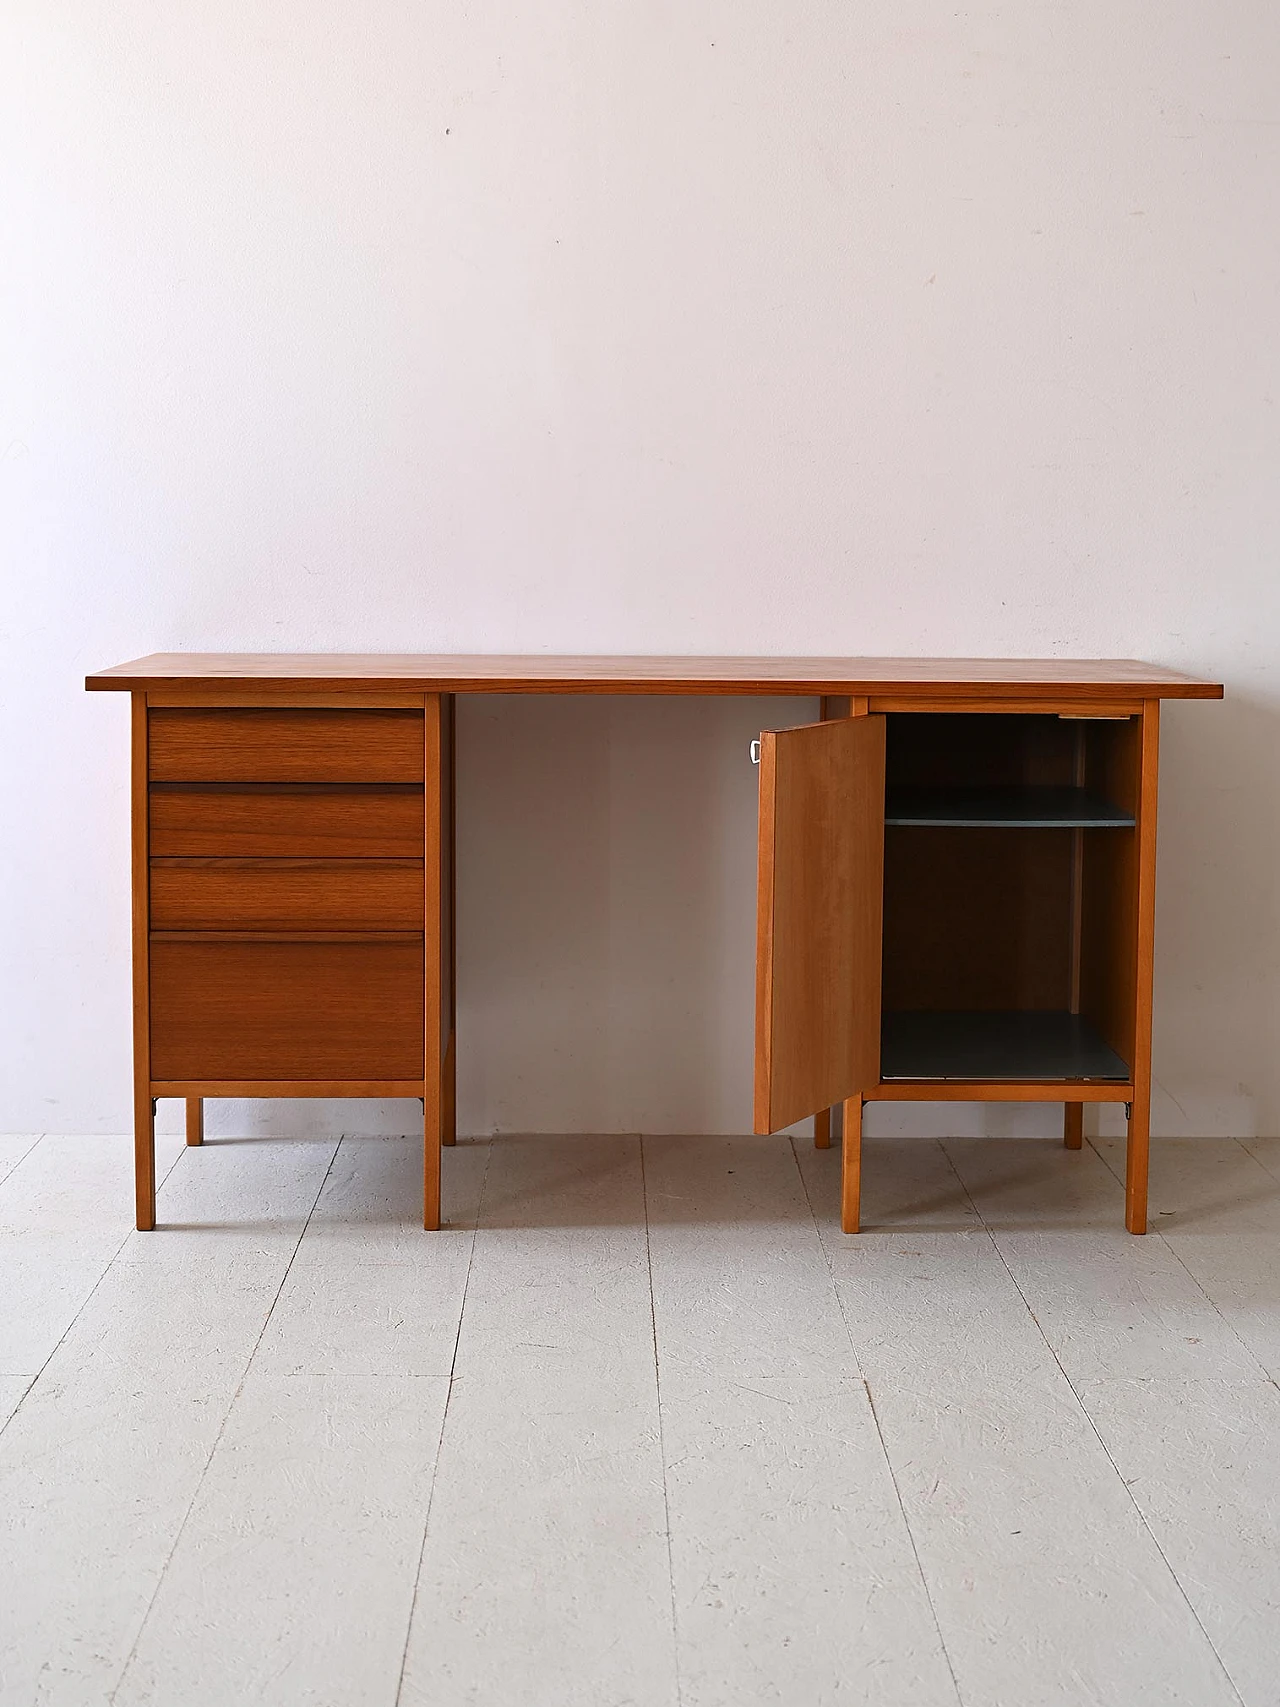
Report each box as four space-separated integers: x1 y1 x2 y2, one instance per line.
87 654 1222 700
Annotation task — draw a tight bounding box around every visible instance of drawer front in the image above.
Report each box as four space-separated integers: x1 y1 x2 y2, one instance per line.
150 860 424 932
149 708 424 783
150 938 424 1079
149 785 424 858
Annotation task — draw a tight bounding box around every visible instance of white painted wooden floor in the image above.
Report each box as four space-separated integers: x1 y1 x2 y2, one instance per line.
2 1127 1278 1707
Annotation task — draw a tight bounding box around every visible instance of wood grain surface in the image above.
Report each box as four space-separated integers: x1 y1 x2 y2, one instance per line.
148 707 425 783
131 693 155 1230
86 653 1224 699
148 859 424 932
1126 702 1161 1234
754 713 885 1134
149 938 425 1080
149 783 424 858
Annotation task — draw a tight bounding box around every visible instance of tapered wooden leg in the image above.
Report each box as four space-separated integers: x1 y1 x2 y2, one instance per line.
841 1093 863 1233
814 1107 831 1150
1125 1093 1150 1234
135 1085 156 1232
423 1095 442 1231
185 1097 204 1146
442 1031 456 1147
1063 1103 1083 1150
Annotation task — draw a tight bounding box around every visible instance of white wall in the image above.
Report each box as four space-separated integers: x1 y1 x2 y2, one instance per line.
2 2 1277 1140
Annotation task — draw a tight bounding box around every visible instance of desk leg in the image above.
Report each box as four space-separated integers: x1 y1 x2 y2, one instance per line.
135 1086 156 1232
840 1094 863 1234
423 1094 442 1231
1125 1092 1150 1235
442 1032 456 1147
814 1107 831 1149
1063 1103 1083 1150
186 1097 204 1146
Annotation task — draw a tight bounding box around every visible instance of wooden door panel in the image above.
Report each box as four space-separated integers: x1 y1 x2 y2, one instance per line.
754 714 885 1133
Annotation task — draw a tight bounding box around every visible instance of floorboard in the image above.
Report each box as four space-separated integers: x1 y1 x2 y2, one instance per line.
646 1135 956 1706
796 1137 1242 1707
398 1135 678 1707
2 1130 1278 1707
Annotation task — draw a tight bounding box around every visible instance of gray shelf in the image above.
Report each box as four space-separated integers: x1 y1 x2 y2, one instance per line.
884 786 1134 829
881 1010 1130 1083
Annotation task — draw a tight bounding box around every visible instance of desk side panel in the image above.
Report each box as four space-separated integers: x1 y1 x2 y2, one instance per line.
422 696 450 1225
131 694 154 1226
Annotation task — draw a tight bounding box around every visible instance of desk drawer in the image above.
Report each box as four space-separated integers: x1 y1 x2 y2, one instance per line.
149 708 424 783
150 860 423 932
149 785 424 858
150 938 424 1079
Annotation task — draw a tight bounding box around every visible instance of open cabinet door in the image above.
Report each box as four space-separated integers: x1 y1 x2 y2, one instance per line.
754 714 886 1134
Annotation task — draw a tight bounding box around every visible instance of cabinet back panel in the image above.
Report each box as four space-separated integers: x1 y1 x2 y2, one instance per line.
882 827 1074 1011
886 714 1077 789
886 713 1139 802
1084 715 1142 819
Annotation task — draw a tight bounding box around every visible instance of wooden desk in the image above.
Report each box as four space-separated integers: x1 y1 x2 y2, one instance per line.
87 655 1222 1235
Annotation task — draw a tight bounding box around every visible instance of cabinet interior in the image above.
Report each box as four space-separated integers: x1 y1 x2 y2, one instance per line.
880 713 1140 1082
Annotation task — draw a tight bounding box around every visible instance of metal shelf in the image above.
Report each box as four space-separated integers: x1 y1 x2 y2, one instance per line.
884 786 1134 829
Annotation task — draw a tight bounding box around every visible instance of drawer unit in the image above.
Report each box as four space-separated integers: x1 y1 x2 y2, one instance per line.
149 784 424 858
149 859 424 932
85 679 457 1233
149 707 424 783
149 937 425 1080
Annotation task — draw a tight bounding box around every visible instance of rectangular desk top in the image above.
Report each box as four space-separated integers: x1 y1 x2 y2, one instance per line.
86 654 1223 701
